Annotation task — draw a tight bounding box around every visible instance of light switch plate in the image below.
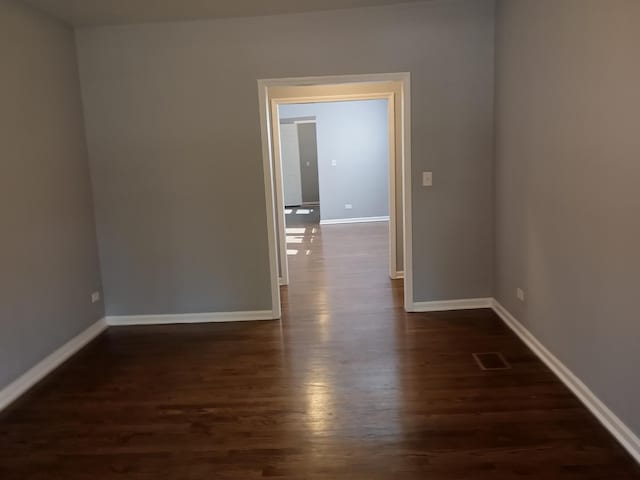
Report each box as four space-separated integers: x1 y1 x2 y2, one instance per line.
422 171 433 187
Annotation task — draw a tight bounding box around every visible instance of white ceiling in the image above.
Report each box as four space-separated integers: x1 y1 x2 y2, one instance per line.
22 0 421 27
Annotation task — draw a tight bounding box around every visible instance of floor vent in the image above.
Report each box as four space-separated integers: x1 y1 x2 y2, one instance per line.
473 352 511 371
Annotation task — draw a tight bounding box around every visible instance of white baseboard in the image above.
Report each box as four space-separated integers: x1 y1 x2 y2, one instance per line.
491 300 640 465
412 297 493 312
3 301 638 465
0 318 107 413
106 310 276 326
320 216 389 225
390 271 405 280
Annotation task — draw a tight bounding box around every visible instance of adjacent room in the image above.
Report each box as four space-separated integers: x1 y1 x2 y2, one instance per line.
278 97 398 320
1 0 639 478
280 99 389 223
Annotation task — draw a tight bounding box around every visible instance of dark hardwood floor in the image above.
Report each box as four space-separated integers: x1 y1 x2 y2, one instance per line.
1 209 638 479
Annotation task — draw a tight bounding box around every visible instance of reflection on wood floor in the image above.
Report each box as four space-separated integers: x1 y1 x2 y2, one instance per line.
0 208 638 479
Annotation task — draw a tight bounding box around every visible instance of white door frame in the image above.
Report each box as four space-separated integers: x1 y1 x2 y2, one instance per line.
258 73 413 316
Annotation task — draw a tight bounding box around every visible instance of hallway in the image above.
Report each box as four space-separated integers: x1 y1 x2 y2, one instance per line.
0 220 638 478
283 206 402 318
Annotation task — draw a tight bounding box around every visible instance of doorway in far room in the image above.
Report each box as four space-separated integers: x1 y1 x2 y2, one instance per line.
280 117 321 227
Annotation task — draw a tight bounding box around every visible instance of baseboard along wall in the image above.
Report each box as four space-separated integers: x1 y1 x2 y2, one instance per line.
491 300 640 465
106 310 276 326
320 216 389 225
2 300 639 465
412 297 493 312
0 318 107 413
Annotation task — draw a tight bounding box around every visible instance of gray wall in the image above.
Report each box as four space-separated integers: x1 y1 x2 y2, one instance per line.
76 0 495 314
280 100 389 222
495 0 640 436
0 0 103 389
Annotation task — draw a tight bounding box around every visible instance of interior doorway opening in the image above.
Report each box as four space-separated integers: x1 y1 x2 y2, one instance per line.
280 118 320 209
258 74 413 316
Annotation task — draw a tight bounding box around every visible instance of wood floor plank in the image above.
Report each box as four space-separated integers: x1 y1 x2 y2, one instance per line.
0 209 638 479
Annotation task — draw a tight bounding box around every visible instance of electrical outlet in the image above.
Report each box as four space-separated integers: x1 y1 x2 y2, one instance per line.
91 291 101 304
345 204 353 210
516 288 525 302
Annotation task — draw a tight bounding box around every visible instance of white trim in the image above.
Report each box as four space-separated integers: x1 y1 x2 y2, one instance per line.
272 91 394 105
0 318 107 413
269 98 290 287
258 73 412 312
412 298 493 312
387 91 399 281
491 300 640 465
258 80 283 315
274 92 393 104
260 72 410 87
390 271 404 280
106 310 275 326
320 216 389 225
400 73 413 313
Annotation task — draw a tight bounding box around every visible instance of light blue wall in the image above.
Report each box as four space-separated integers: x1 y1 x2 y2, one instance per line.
279 100 389 222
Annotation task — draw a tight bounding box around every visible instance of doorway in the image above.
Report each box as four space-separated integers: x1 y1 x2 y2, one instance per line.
298 123 320 206
280 119 320 208
258 73 413 316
